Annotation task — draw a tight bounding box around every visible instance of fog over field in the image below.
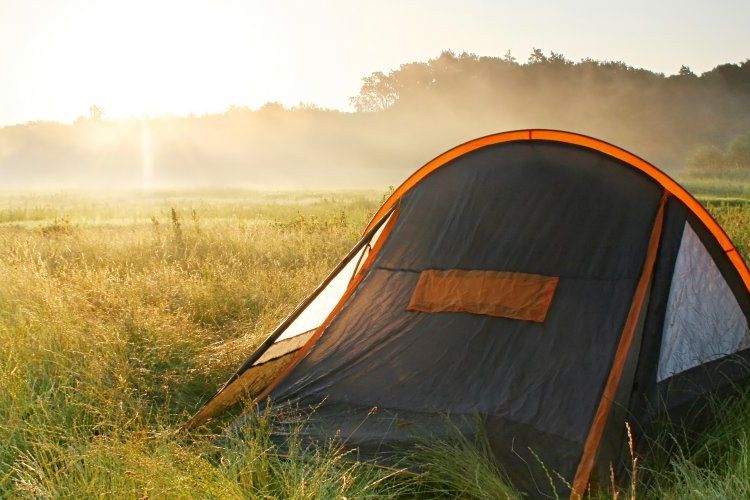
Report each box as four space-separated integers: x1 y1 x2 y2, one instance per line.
2 51 750 189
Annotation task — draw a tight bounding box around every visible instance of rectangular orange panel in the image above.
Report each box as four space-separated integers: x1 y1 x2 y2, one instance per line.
407 269 559 322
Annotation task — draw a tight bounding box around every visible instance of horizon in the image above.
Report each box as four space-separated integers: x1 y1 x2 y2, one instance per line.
3 50 749 129
2 0 749 127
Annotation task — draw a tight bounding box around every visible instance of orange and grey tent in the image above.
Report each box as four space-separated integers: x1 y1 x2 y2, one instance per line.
187 130 750 498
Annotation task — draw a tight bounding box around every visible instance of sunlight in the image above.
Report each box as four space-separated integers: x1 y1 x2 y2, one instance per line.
1 0 749 126
140 121 154 189
1 0 289 123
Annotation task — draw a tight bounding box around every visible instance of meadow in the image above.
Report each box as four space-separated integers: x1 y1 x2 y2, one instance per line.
0 185 749 498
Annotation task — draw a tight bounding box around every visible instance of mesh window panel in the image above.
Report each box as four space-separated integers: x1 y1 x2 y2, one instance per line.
658 223 750 381
275 212 393 342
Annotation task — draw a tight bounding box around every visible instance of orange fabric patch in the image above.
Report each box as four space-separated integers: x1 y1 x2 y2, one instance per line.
407 269 559 322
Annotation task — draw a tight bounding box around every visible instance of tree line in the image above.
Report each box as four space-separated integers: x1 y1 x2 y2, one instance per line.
1 50 749 188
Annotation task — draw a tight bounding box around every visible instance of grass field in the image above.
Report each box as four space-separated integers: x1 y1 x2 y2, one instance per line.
0 186 749 498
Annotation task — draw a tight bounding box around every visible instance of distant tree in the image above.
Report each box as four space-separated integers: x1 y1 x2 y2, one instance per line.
702 61 750 91
678 65 696 77
258 102 286 113
350 71 399 112
503 50 517 64
527 48 548 65
685 145 727 176
727 131 750 170
293 102 327 112
89 105 103 121
225 105 251 114
549 51 572 65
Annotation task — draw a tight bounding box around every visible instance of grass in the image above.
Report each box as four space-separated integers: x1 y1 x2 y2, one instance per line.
644 390 750 499
680 177 750 200
0 187 749 498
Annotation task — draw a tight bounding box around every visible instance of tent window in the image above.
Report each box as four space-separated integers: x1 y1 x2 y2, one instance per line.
658 223 750 382
407 269 559 322
275 211 395 342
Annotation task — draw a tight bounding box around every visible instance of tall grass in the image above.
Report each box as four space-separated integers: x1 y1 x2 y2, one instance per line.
0 188 749 498
682 178 750 200
0 190 405 497
408 422 520 499
642 389 750 498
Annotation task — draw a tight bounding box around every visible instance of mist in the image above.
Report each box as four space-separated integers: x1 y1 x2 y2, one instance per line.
2 50 749 190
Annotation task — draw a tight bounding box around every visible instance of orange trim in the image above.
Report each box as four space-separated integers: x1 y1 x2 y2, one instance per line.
363 129 750 294
253 206 400 403
359 207 398 274
364 130 528 233
571 193 668 498
728 250 749 290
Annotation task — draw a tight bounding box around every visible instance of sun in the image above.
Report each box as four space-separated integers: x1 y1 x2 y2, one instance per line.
1 1 305 123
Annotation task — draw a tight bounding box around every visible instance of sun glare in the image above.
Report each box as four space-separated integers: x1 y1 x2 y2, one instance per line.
1 1 310 123
140 121 154 189
2 0 748 127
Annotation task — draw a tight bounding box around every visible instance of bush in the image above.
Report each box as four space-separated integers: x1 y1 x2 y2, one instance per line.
686 131 750 179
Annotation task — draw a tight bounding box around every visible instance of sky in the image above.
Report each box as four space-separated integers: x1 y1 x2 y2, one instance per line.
1 0 748 127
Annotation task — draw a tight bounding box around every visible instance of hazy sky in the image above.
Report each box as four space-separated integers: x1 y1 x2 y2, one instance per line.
1 0 748 126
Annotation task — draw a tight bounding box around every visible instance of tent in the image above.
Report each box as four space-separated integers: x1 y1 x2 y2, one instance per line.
186 130 750 498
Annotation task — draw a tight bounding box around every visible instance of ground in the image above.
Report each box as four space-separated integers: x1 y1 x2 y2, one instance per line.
0 184 749 498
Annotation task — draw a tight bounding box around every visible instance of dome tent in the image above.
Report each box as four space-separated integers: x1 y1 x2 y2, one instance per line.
186 130 750 498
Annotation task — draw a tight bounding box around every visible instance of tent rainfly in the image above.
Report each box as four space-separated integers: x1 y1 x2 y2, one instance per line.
186 130 750 498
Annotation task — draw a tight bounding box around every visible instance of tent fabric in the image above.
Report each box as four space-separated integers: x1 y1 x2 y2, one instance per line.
406 269 559 322
189 130 750 499
276 244 366 342
266 141 666 497
273 208 397 344
573 192 667 496
252 205 403 404
363 131 747 275
658 223 750 381
256 331 314 365
183 209 397 429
